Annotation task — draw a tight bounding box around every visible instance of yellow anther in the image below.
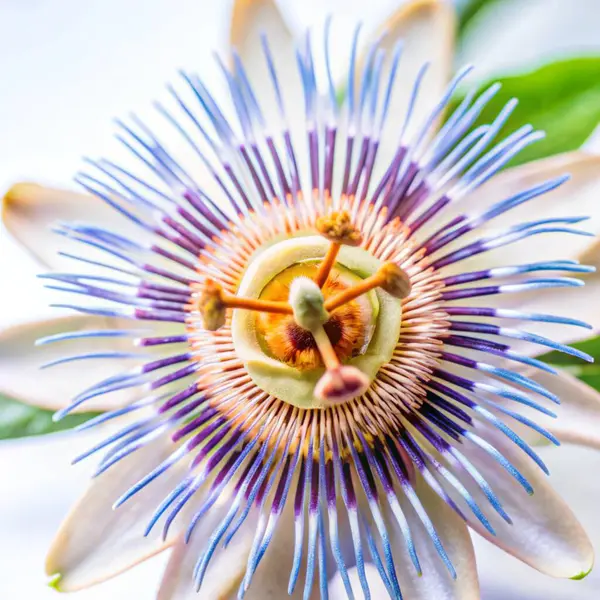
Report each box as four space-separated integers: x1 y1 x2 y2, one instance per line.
315 211 363 246
324 261 411 312
196 279 293 331
314 365 370 405
196 279 226 331
315 211 363 287
377 262 412 299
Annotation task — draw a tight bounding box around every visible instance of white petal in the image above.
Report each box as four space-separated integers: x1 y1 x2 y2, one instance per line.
455 279 600 357
462 420 594 579
445 152 600 272
502 230 600 346
240 498 317 600
46 433 190 591
0 314 150 412
230 0 301 132
501 368 600 450
433 152 600 348
511 278 600 350
370 0 455 172
583 122 600 154
2 183 144 271
228 0 314 196
388 473 479 599
158 496 313 599
457 0 600 83
157 508 253 600
242 515 316 598
328 563 391 599
515 233 600 342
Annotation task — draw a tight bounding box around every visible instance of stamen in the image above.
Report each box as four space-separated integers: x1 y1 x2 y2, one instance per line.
311 323 340 370
314 242 342 288
196 279 292 330
224 296 292 315
196 280 227 331
325 262 411 312
288 277 369 405
315 211 363 287
314 366 370 405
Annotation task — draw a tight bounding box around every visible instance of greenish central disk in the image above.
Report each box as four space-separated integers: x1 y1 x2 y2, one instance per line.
231 236 403 409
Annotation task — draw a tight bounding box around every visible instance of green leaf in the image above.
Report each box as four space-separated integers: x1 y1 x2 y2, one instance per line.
557 363 600 393
458 0 505 36
577 369 600 391
540 335 600 392
539 336 600 366
0 395 97 440
447 58 600 167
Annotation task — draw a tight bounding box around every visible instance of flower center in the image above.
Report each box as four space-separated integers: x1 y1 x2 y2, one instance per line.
255 262 376 370
195 211 411 410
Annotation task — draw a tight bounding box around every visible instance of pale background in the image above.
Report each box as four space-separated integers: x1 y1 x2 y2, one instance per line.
1 0 600 598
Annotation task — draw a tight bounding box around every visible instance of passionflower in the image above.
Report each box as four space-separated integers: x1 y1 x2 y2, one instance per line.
3 0 600 598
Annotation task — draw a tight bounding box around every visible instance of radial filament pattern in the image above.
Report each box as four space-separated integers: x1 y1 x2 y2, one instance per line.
41 22 595 600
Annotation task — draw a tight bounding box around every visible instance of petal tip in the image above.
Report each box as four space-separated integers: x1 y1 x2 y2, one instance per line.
47 573 62 591
2 182 39 207
230 0 288 46
385 0 457 31
570 564 593 581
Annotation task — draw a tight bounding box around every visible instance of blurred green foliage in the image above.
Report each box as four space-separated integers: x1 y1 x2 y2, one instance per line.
539 336 600 367
539 337 600 389
0 395 96 440
447 58 600 167
454 4 600 390
457 0 504 35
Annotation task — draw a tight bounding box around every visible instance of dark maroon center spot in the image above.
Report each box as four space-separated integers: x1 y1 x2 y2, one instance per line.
286 317 343 351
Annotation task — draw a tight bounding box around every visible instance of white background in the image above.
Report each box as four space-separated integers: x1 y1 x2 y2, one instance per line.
1 0 600 598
